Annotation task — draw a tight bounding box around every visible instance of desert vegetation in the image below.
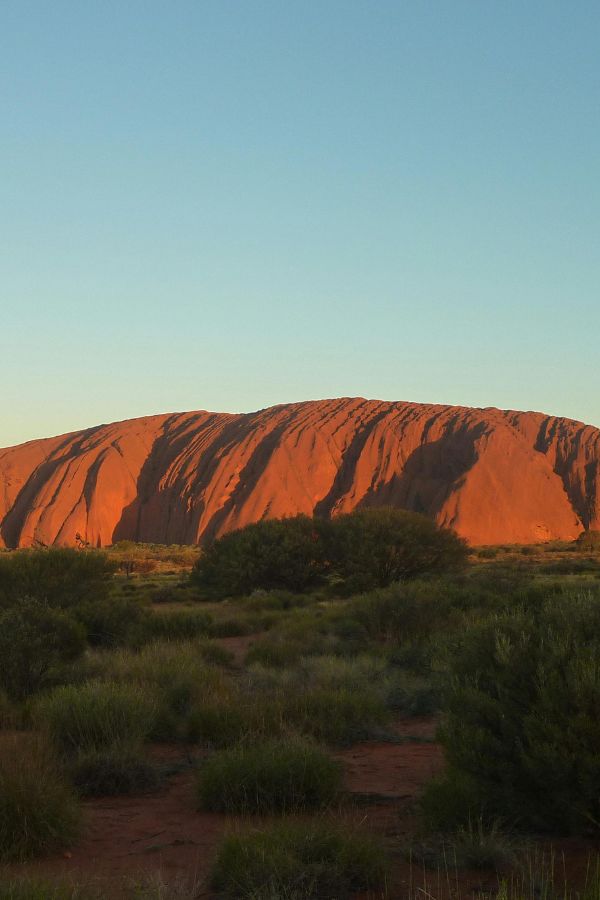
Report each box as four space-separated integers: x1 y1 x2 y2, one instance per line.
1 513 600 896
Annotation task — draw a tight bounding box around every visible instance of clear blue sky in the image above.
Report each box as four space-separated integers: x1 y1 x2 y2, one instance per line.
2 1 599 447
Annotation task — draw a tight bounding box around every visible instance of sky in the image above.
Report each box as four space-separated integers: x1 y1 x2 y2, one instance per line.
2 1 599 448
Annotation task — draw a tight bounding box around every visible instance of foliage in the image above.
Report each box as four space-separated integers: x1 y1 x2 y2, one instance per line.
410 817 515 871
72 596 149 647
211 821 388 899
191 515 327 599
142 608 213 641
70 747 160 797
0 548 115 610
197 737 342 813
0 734 80 862
283 685 389 745
87 641 232 742
427 593 600 833
36 681 156 755
0 599 86 700
326 507 468 587
190 509 466 600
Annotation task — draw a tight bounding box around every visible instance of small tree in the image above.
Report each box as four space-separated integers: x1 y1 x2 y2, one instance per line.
0 599 86 701
191 516 327 599
327 508 468 587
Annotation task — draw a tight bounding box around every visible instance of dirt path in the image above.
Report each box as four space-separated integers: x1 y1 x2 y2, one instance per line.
6 720 442 897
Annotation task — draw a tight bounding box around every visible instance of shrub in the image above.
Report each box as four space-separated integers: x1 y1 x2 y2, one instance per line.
207 616 253 638
186 703 249 747
245 638 310 668
326 507 468 587
196 639 234 667
191 515 327 599
410 818 515 871
429 593 600 833
283 685 389 745
88 642 233 742
197 737 341 813
211 821 388 899
0 599 86 701
190 510 467 599
70 747 160 797
142 608 213 641
72 596 149 647
0 548 115 610
345 580 458 646
36 681 156 755
384 672 441 717
0 734 80 862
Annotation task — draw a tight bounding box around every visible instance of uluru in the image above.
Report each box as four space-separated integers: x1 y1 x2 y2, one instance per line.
0 398 598 549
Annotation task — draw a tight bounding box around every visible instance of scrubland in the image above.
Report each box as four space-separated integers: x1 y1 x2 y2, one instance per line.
1 512 600 898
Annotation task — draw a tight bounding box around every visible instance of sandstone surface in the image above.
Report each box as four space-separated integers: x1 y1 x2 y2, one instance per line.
1 399 598 547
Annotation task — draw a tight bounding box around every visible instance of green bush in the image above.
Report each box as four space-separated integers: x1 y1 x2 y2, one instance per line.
428 593 600 833
186 702 249 747
0 549 115 610
245 637 311 668
207 616 253 638
0 734 80 862
284 685 389 745
88 641 233 742
0 600 86 700
36 681 156 755
73 596 149 647
190 509 466 600
191 515 327 599
326 507 468 587
70 747 160 797
410 818 515 872
197 737 341 813
195 639 234 667
345 580 456 645
211 821 388 899
142 608 213 641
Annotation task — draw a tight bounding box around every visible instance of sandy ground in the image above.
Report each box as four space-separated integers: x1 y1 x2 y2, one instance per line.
4 718 445 897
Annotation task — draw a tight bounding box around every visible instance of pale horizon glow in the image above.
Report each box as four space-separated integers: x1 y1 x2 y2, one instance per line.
3 1 599 447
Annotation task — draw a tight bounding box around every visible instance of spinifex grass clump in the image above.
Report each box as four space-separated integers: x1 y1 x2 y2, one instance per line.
197 737 342 814
36 681 156 754
283 685 389 745
35 681 157 797
89 641 234 741
0 734 80 862
408 817 516 872
211 821 388 899
243 655 392 745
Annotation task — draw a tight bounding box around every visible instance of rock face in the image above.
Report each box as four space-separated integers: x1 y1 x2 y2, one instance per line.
0 399 598 548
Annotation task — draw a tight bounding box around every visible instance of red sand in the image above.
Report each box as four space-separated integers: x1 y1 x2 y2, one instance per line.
6 719 443 897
